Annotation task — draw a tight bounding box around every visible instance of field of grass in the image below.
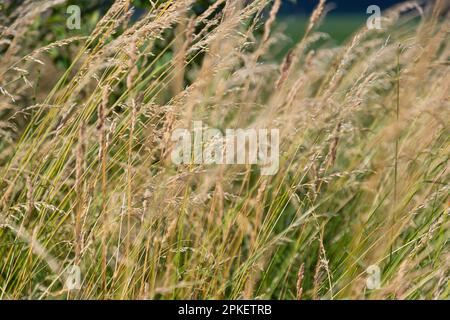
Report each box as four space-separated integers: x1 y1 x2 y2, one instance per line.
0 0 448 300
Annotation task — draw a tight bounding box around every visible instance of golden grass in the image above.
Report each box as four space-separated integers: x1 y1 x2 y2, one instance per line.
0 0 448 299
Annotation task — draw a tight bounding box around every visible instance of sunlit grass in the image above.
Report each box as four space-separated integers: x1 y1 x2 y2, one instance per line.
0 0 448 300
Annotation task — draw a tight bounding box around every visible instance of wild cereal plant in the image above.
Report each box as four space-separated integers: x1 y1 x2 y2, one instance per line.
0 0 448 300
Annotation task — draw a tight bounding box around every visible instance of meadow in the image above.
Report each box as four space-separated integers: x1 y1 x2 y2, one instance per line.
0 0 448 299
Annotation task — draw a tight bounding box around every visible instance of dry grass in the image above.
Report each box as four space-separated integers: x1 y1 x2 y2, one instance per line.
0 0 448 299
